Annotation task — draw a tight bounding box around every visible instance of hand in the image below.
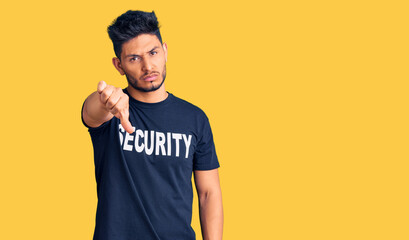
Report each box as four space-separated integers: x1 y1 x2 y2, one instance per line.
97 81 134 134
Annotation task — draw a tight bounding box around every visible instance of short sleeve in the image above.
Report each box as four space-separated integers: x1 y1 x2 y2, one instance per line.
193 116 220 171
81 100 111 134
81 100 92 128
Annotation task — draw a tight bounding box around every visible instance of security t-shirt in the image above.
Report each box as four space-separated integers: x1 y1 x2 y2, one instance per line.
82 89 220 240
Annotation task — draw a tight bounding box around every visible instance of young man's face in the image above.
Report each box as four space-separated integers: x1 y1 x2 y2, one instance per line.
113 34 168 92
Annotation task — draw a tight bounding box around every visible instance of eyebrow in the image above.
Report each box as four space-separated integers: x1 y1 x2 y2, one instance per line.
125 46 160 58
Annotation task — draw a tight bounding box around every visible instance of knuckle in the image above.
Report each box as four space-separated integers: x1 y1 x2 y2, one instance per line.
118 108 126 115
111 107 118 115
102 88 112 98
101 92 108 100
104 86 113 93
106 99 115 109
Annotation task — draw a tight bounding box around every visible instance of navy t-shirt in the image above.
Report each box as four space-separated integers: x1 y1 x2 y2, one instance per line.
82 89 220 240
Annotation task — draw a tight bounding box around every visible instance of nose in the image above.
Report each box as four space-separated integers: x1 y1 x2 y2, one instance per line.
142 58 153 72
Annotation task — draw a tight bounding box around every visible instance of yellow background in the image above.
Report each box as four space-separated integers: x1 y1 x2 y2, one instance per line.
0 0 408 239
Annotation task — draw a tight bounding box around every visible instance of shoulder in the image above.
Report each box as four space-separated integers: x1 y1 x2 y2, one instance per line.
170 93 209 120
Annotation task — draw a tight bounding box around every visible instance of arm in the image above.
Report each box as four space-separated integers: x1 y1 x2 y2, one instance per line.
194 168 223 240
82 81 133 133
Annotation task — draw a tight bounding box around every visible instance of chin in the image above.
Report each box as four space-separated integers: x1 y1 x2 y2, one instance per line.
135 80 164 92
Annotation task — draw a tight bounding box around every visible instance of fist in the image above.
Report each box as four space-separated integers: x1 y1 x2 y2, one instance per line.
97 81 134 134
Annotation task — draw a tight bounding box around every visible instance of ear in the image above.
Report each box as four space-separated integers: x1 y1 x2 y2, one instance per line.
112 57 125 75
163 42 168 63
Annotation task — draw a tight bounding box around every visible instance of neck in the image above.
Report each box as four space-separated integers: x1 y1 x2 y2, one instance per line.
126 84 168 103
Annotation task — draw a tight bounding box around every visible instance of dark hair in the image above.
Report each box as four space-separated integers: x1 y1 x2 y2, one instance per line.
107 10 162 59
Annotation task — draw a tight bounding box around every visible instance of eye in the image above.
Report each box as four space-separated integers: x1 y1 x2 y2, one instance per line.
150 51 157 55
130 56 140 62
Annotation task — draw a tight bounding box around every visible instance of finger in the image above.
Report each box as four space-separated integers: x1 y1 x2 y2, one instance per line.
120 115 134 134
100 85 114 104
106 88 122 110
97 81 107 94
116 108 133 134
110 93 128 116
113 95 133 134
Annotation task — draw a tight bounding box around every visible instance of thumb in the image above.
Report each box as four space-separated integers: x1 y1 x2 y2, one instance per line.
97 81 107 94
120 113 134 134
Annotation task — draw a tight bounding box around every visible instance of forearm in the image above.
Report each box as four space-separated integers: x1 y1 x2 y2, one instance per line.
199 191 224 240
83 91 113 127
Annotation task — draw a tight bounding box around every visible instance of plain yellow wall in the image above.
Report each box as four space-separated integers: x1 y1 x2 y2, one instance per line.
0 0 408 239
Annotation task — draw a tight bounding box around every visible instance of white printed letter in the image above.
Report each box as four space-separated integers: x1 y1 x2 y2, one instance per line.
167 132 172 156
119 124 125 146
182 134 192 158
144 130 155 155
172 133 182 157
155 132 166 156
134 129 144 153
123 130 134 151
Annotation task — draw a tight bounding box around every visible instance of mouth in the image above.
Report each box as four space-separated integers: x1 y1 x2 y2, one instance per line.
143 74 159 81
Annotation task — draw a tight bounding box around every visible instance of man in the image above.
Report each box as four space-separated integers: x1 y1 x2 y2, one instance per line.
81 10 223 240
